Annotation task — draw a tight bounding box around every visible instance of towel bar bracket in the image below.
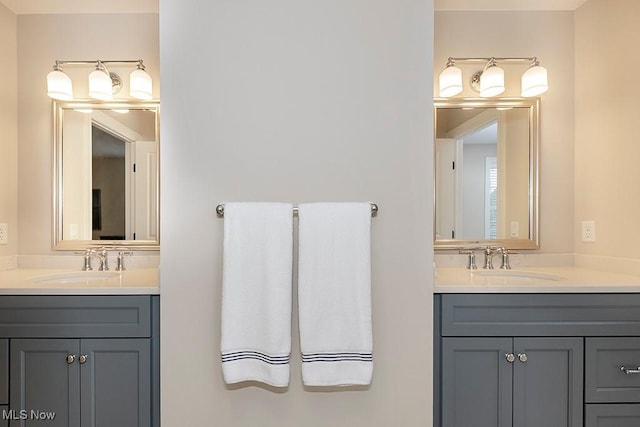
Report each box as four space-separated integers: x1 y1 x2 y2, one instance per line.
216 203 378 218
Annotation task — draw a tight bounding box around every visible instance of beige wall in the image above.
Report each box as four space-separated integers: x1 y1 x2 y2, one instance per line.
17 13 159 254
575 0 640 258
160 0 434 425
0 3 18 258
435 11 576 254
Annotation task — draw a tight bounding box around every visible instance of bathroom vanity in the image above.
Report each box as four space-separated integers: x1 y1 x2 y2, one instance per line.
434 267 640 427
0 269 159 427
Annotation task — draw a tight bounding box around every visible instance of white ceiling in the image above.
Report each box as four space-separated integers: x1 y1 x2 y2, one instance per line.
0 0 158 14
1 0 587 14
435 0 588 11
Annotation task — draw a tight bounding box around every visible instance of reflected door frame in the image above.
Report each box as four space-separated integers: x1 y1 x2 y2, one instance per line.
445 109 503 240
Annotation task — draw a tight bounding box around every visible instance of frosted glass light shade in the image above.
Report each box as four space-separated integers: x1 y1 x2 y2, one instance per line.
439 65 463 97
88 69 113 100
130 68 153 100
47 70 73 100
480 65 505 97
521 65 548 97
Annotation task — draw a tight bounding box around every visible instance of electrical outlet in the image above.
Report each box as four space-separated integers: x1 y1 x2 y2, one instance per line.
0 223 7 245
581 220 596 242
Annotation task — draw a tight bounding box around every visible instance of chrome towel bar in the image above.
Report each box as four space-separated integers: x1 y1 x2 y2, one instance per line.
216 203 378 218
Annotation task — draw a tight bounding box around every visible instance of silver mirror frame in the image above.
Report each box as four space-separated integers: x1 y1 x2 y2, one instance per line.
433 97 540 250
52 100 160 251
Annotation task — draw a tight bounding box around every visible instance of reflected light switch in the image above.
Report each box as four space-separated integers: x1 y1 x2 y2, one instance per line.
510 221 519 238
70 224 79 240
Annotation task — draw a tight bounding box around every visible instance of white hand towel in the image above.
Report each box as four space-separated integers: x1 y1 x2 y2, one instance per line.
297 202 373 386
220 202 293 387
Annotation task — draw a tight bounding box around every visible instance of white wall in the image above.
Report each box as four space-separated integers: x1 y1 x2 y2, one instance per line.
17 13 159 255
575 0 640 261
160 0 434 425
435 11 575 254
0 3 18 263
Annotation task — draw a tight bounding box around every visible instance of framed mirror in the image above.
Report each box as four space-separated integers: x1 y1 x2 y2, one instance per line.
434 98 539 250
52 100 160 250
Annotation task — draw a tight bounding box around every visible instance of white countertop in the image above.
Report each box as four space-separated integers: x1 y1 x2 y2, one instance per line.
435 266 640 293
0 268 159 295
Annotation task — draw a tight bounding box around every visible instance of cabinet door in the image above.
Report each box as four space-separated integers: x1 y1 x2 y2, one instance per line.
80 339 151 427
512 337 583 427
442 337 513 427
10 339 81 427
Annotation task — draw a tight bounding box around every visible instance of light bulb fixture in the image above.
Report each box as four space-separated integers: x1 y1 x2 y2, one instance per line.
479 58 505 97
46 59 154 101
437 56 549 98
88 61 114 101
46 61 73 100
521 58 548 97
438 58 463 97
130 60 153 100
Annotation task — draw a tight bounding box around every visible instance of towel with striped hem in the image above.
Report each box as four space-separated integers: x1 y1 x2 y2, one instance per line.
297 202 373 386
220 202 293 387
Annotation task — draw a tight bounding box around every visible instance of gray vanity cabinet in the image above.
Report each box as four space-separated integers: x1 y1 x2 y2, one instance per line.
435 293 640 427
10 338 150 427
0 295 159 427
442 336 583 427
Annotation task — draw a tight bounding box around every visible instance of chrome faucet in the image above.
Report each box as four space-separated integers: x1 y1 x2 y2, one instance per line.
483 246 504 269
92 247 109 271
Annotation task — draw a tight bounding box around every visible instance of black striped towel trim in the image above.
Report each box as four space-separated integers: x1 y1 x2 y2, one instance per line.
302 352 373 363
221 351 290 365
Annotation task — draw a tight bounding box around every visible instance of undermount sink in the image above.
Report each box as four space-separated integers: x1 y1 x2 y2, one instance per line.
472 269 566 281
30 271 121 285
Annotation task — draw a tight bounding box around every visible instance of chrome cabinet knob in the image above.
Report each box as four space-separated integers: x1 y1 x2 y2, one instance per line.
78 354 88 364
518 353 528 363
505 353 516 363
66 354 76 364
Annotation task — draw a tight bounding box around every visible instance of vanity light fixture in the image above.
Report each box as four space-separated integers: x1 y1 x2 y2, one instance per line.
521 58 549 97
47 59 153 101
438 58 463 97
437 56 548 98
478 58 505 97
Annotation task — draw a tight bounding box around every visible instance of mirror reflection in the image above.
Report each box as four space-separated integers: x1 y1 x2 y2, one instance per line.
53 101 160 250
434 98 539 250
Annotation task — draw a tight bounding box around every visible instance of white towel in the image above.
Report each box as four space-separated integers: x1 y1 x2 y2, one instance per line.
297 202 373 386
220 202 293 387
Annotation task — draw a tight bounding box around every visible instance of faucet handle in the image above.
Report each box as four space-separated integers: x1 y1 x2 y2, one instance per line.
75 249 95 271
114 248 133 271
500 249 516 270
459 249 478 270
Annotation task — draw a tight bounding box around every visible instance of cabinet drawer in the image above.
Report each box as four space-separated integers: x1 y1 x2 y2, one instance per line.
586 338 640 403
0 296 151 338
585 404 640 426
441 294 640 336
